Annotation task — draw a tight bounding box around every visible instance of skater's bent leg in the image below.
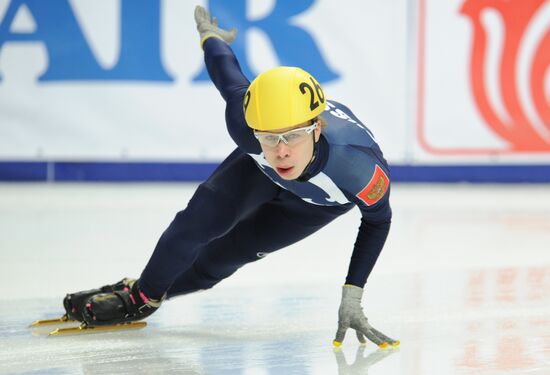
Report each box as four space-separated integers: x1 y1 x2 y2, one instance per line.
139 150 279 299
166 194 351 298
139 185 238 299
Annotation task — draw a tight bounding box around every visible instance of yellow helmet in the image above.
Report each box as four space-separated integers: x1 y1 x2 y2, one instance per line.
243 66 326 131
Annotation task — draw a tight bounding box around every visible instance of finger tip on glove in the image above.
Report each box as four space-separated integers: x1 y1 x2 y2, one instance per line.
194 5 204 17
378 340 400 349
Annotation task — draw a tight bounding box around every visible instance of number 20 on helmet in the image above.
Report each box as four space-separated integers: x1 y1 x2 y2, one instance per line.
243 66 326 131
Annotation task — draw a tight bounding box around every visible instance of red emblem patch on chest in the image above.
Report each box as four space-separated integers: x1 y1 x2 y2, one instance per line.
356 165 389 206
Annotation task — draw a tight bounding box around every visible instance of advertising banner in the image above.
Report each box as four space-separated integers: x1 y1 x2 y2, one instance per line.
416 0 550 163
0 0 407 162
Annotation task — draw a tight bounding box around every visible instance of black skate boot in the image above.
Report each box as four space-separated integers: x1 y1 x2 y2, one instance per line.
81 279 162 326
63 278 134 321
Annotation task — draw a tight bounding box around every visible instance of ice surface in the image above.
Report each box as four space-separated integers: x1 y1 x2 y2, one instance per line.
1 184 549 374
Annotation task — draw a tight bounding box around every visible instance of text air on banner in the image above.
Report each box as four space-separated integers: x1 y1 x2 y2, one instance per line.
0 0 336 84
0 0 345 161
417 0 550 157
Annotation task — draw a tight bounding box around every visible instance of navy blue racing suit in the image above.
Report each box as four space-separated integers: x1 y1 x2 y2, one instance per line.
139 38 392 299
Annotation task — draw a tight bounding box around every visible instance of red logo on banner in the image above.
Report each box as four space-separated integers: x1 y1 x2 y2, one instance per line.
461 0 550 151
416 0 550 154
356 165 389 206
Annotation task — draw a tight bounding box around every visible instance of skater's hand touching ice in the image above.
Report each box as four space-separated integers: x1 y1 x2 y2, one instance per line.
333 285 399 348
194 5 237 48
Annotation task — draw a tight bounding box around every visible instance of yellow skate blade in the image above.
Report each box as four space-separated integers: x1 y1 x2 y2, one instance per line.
29 315 73 327
48 321 147 336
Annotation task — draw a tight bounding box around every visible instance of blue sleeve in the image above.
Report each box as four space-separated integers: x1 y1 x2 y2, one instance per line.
345 196 391 287
203 38 261 153
331 145 392 287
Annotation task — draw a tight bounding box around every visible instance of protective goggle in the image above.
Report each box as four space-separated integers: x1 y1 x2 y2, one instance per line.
254 122 318 147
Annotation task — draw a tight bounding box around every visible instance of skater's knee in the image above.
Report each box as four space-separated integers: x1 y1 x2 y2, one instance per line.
169 184 239 241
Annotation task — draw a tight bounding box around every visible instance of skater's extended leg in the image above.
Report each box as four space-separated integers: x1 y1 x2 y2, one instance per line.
82 150 279 325
139 149 279 299
166 191 352 297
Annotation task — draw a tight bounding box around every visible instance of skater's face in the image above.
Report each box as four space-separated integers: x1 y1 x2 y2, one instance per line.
256 120 321 180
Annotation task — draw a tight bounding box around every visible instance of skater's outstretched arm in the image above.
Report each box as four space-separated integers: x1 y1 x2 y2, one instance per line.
195 6 259 152
327 142 397 348
195 5 244 102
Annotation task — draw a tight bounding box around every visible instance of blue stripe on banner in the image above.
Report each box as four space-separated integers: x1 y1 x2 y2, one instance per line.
0 162 549 183
0 162 49 181
54 162 219 182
